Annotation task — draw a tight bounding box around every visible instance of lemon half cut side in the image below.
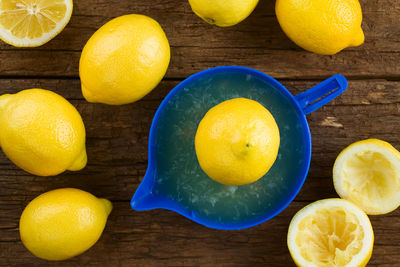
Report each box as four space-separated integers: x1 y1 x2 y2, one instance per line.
0 0 73 47
288 198 374 267
333 139 400 215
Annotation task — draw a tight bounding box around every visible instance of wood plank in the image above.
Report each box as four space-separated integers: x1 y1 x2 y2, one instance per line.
0 0 399 79
0 201 399 266
0 0 399 265
1 0 398 52
1 49 399 80
1 78 400 203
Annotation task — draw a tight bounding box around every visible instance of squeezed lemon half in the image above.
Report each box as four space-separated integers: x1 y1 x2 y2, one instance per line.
333 139 400 215
288 199 374 267
0 0 73 47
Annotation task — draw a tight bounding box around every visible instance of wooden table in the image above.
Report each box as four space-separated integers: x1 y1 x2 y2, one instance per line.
1 0 399 266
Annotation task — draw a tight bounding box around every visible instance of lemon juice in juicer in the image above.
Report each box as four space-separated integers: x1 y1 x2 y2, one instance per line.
132 66 347 230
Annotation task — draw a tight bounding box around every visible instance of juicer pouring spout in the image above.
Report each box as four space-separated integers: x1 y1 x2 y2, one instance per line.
131 166 158 211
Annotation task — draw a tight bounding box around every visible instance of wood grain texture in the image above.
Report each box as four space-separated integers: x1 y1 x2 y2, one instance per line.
0 0 399 79
2 79 400 201
1 78 400 266
1 202 399 266
1 0 400 265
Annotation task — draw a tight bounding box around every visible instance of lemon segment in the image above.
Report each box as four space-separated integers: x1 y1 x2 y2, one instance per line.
0 0 73 47
195 98 280 186
0 89 87 176
275 0 364 55
19 188 112 261
188 0 259 27
79 14 170 105
333 139 400 215
288 199 374 267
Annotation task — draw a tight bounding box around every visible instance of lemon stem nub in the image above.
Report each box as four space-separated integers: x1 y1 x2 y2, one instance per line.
351 28 365 47
100 198 113 215
205 17 215 24
68 149 88 171
0 94 11 110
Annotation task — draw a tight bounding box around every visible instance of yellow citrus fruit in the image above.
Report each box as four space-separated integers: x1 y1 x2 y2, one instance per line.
80 14 170 105
0 0 73 47
20 188 112 261
195 98 280 186
0 89 87 176
333 139 400 215
275 0 364 55
188 0 259 27
288 198 374 267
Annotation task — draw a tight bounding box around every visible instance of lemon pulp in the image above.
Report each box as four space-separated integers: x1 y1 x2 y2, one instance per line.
296 207 363 266
344 151 396 203
288 199 374 267
0 0 72 47
333 139 400 214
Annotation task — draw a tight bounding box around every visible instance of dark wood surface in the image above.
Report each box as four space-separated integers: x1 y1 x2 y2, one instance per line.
1 0 400 266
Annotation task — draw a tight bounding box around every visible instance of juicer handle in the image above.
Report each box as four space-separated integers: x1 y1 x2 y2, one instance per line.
294 74 348 115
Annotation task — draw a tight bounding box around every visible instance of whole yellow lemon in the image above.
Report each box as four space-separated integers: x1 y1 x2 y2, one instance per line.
195 98 280 186
80 14 170 105
188 0 259 27
0 89 87 176
276 0 364 55
20 188 112 261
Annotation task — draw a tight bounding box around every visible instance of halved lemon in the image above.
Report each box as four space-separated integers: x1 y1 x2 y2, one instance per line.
333 139 400 215
0 0 73 47
288 198 374 267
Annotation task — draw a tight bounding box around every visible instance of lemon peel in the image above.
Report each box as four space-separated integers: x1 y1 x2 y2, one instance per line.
80 14 170 105
0 89 87 176
195 98 280 186
188 0 259 27
20 188 112 260
276 0 364 55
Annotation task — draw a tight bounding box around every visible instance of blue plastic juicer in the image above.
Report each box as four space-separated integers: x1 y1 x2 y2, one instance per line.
131 66 347 230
